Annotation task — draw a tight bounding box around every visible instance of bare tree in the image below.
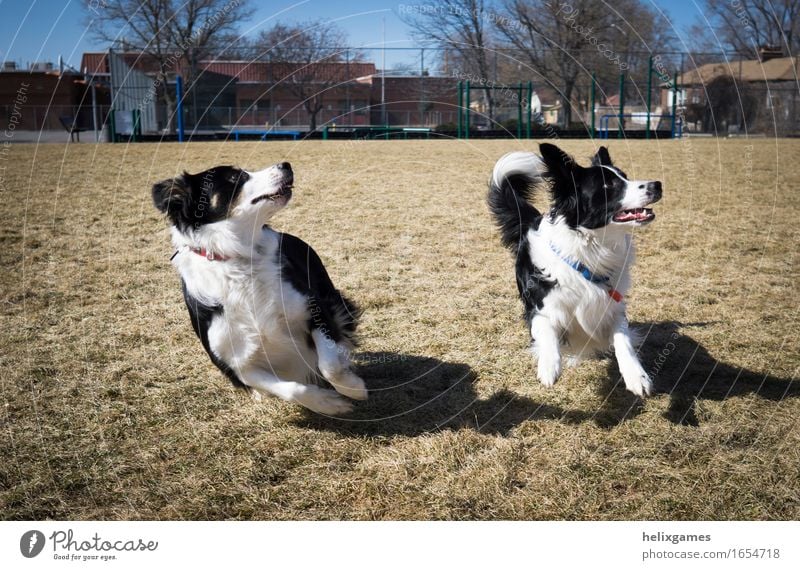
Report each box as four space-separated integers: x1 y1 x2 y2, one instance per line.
84 0 252 131
400 0 499 123
251 21 360 132
692 0 800 57
497 0 674 127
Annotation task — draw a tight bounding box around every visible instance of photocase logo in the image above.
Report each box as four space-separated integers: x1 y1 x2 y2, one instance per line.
20 530 46 558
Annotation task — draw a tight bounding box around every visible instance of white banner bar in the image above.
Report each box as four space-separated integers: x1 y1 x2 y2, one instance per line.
2 521 798 569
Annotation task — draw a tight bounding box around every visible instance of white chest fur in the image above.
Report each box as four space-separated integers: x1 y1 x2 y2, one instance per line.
172 228 316 383
528 218 634 360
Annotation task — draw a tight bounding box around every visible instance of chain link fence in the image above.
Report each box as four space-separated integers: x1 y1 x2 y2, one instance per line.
5 47 797 141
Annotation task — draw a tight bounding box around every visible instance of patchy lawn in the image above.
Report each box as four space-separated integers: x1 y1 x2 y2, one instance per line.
1 138 798 520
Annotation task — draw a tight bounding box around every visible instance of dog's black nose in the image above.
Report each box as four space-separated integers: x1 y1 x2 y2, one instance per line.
647 181 663 202
277 162 292 171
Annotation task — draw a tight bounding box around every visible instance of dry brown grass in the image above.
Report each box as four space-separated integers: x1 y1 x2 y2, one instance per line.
1 138 798 520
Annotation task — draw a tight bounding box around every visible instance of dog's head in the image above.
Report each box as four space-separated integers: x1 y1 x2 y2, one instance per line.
152 162 294 231
539 143 662 230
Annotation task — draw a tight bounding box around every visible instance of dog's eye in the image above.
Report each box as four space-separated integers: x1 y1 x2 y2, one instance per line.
228 174 239 183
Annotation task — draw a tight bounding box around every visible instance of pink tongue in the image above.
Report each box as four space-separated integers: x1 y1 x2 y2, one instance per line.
615 208 649 221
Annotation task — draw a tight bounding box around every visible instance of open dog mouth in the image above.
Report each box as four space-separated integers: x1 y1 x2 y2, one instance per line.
613 207 655 223
251 181 293 205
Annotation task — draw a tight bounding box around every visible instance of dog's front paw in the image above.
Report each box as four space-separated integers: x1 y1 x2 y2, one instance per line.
620 364 653 397
299 387 354 416
537 356 562 387
331 370 368 401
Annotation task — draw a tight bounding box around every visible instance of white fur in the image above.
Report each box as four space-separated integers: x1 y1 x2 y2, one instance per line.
528 218 652 395
492 151 545 187
528 217 633 361
601 165 657 222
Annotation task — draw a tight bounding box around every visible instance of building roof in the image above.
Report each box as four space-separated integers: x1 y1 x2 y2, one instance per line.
675 56 798 85
80 52 376 83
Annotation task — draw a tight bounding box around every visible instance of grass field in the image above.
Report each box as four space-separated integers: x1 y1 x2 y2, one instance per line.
1 138 798 520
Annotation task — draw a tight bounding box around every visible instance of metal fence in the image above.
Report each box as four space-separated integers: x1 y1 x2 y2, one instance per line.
1 104 113 139
7 47 799 141
183 106 462 131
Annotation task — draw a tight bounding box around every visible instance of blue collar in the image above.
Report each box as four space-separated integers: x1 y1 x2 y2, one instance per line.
549 242 623 302
549 242 609 283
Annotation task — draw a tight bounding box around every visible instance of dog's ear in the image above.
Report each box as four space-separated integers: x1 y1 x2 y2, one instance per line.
591 146 613 167
539 143 579 183
540 143 581 220
152 173 191 216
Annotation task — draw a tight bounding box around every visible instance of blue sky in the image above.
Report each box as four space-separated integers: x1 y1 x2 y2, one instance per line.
0 0 703 70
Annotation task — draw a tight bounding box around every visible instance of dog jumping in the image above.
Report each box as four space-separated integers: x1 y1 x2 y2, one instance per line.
488 143 663 396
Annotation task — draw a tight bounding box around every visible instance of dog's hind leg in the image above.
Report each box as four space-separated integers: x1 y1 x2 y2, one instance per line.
613 319 653 397
240 366 354 415
531 314 562 387
312 329 368 401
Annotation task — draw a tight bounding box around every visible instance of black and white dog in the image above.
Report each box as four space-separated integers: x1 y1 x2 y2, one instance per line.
152 162 366 415
488 143 662 397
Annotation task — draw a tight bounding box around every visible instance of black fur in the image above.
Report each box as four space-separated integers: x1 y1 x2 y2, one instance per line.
276 231 361 347
180 279 248 390
487 163 542 253
515 232 556 324
152 166 250 232
539 143 629 229
487 148 558 321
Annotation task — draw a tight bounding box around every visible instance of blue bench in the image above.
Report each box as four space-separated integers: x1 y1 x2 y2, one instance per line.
231 129 301 141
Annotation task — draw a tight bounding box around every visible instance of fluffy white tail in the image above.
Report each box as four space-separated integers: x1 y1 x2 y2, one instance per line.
491 151 545 188
488 151 547 252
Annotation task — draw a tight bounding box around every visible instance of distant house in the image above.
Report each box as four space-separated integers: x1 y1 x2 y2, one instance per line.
661 55 799 133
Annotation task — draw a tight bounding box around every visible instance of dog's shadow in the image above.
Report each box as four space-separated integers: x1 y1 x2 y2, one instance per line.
598 321 799 427
299 352 592 436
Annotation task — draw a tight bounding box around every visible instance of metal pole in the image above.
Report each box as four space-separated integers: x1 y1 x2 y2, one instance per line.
590 72 596 139
420 48 425 126
671 71 678 139
381 17 386 127
646 56 653 140
465 80 470 139
526 81 532 139
345 49 350 124
617 73 625 139
176 75 184 142
107 47 115 142
517 82 523 139
91 77 99 142
457 81 463 139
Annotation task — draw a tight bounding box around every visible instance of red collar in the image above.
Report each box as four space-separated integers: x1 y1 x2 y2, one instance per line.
189 247 231 261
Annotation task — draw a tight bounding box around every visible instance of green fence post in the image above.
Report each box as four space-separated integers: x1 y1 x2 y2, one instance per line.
646 56 653 140
457 81 463 139
465 80 470 140
517 82 523 139
526 81 533 139
671 71 679 139
132 109 141 143
618 73 625 139
590 73 596 139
